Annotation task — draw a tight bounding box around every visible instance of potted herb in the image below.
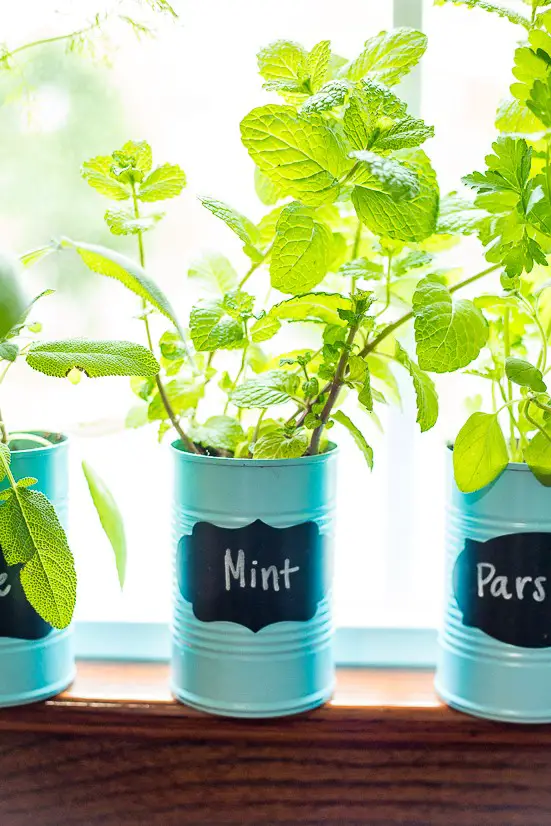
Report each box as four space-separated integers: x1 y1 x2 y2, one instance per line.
68 32 498 717
0 249 159 706
435 0 551 722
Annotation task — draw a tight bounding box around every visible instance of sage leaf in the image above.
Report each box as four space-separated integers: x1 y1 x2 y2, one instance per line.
453 412 509 493
27 340 160 379
413 276 488 373
82 461 126 588
395 342 438 432
332 410 374 469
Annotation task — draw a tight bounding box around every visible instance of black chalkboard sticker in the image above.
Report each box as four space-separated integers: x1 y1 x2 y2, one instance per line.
453 533 551 648
0 552 52 641
176 519 328 632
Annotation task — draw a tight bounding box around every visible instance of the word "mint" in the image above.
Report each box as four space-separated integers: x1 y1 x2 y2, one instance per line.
224 549 299 592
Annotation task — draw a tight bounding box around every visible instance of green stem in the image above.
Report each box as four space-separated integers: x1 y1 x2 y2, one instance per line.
131 184 198 454
252 408 266 447
1 21 101 64
526 400 551 446
504 307 517 455
239 245 273 289
358 263 500 359
518 292 548 373
0 409 7 444
376 253 393 317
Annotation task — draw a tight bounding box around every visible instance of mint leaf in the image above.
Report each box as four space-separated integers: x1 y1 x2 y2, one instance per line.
254 427 309 459
231 370 299 408
349 150 420 200
352 149 439 241
148 378 204 421
105 208 163 236
370 116 434 152
250 315 282 343
343 95 370 151
525 427 551 486
495 98 543 135
190 301 244 351
436 193 486 236
505 357 547 392
332 409 373 469
119 140 152 174
240 104 347 206
138 163 186 201
338 258 384 281
0 342 18 362
82 461 126 588
453 412 509 493
188 253 238 295
270 203 332 294
394 342 438 432
435 0 530 28
254 167 283 206
81 155 131 200
26 339 159 379
0 486 76 628
268 292 352 326
413 277 488 373
189 416 244 452
307 40 331 92
199 196 262 260
340 28 427 86
300 80 351 114
257 40 308 92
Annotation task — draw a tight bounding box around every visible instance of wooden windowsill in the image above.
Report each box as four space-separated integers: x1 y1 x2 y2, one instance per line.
1 662 551 825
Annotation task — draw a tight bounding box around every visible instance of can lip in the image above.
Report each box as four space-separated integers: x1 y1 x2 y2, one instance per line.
8 431 68 456
446 441 532 473
171 440 338 467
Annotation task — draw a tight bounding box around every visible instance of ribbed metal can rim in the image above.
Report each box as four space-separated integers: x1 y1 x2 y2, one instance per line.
171 440 337 468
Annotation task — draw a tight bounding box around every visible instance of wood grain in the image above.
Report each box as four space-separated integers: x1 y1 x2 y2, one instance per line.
0 663 550 826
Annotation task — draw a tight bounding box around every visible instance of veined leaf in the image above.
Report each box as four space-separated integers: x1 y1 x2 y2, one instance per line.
253 427 309 459
189 416 244 452
199 196 262 259
0 483 76 629
349 150 420 200
240 104 348 206
250 315 282 343
339 28 427 86
148 378 204 421
395 342 438 432
188 253 238 295
82 461 126 588
413 276 488 373
26 339 159 379
62 239 184 336
525 427 551 486
307 40 331 92
370 116 434 152
299 80 351 115
254 167 283 206
268 292 352 326
232 370 299 408
257 40 308 89
105 208 163 236
352 149 439 242
505 357 547 392
436 193 487 236
190 302 244 351
138 163 186 201
0 251 27 341
332 410 373 469
453 412 509 493
81 156 131 200
270 202 332 294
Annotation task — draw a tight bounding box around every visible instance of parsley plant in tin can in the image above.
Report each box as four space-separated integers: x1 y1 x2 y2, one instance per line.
435 0 551 722
73 29 498 716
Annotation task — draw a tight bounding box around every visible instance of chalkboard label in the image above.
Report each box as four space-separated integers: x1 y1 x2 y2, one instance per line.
453 533 551 648
0 552 51 641
176 519 327 632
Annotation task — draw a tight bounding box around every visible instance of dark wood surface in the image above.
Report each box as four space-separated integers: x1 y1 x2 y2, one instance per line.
0 662 550 825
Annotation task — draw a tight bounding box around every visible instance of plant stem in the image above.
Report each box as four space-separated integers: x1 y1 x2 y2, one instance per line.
503 307 517 456
358 263 500 359
239 244 273 289
308 321 360 455
0 409 7 444
252 408 266 447
131 184 198 453
1 21 101 64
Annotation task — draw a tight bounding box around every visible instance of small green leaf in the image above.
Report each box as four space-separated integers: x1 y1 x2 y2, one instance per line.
138 163 186 201
0 251 27 341
0 443 10 483
349 150 420 200
188 253 238 295
257 40 308 90
240 104 347 207
250 315 282 343
254 167 283 206
268 292 352 326
436 193 487 236
357 367 373 412
270 203 332 294
352 150 439 242
105 209 163 236
370 116 434 152
26 340 160 379
525 427 551 486
307 40 331 92
81 155 131 200
82 461 126 588
232 370 299 408
147 378 204 421
453 412 509 493
0 342 18 362
199 196 262 259
190 416 245 452
340 28 427 86
190 302 244 351
332 410 373 469
0 486 76 628
394 342 438 432
505 357 547 392
413 276 488 373
299 80 350 114
253 427 309 459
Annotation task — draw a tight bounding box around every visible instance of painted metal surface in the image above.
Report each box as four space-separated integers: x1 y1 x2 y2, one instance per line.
171 444 337 718
0 434 74 707
436 448 551 722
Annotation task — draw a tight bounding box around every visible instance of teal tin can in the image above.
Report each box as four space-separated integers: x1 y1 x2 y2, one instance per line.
436 448 551 723
171 442 337 718
0 433 74 707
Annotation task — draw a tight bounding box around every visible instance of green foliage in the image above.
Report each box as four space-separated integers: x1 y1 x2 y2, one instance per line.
270 203 332 293
505 357 547 391
339 28 428 86
253 427 309 458
188 253 238 295
453 412 509 493
332 410 374 469
26 339 160 379
199 197 262 260
82 461 127 589
395 342 438 432
0 251 27 341
189 416 244 453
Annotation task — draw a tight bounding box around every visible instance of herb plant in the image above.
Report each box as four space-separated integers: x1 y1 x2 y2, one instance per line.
437 0 551 492
0 250 160 629
63 29 501 463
